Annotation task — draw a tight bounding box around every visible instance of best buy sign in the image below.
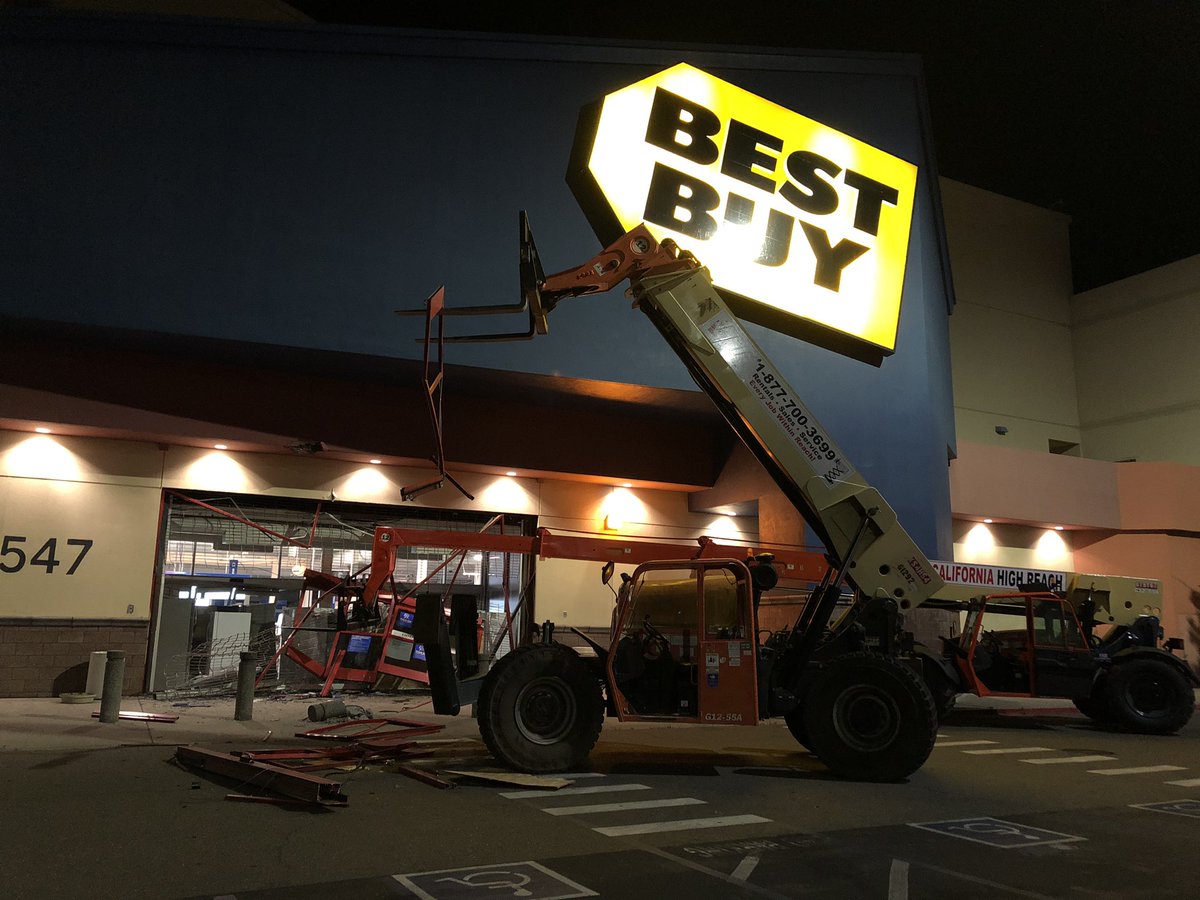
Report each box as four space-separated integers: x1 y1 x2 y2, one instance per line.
568 63 918 361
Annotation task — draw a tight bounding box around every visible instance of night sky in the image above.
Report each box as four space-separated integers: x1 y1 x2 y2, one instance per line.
289 0 1200 293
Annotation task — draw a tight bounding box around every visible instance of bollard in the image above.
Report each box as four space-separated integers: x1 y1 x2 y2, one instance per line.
234 651 256 721
97 650 126 723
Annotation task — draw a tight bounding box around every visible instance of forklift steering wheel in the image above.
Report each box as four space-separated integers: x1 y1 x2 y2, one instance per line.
640 619 671 660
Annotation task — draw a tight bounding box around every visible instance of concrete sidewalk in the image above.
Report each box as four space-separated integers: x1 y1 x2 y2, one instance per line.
0 690 1109 755
0 692 480 753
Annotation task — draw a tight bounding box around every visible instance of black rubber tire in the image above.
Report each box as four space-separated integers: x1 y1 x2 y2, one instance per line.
1072 681 1116 723
801 652 938 782
477 643 604 773
783 706 812 751
1105 658 1195 735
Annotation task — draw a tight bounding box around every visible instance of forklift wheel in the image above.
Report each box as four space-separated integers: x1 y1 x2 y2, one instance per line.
477 643 604 773
1071 684 1115 724
783 707 812 751
1106 658 1195 735
801 652 937 782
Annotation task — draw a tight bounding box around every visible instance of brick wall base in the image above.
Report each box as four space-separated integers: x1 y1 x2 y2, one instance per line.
0 619 149 698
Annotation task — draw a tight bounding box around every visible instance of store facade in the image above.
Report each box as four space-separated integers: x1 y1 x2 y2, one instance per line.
2 13 1198 696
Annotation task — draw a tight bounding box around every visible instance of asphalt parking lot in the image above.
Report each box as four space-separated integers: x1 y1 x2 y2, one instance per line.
3 696 1199 899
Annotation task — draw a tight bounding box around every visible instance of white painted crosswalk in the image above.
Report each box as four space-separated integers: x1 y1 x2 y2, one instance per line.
499 783 649 799
497 773 772 839
940 735 1195 785
593 814 771 837
1087 765 1187 776
542 797 705 816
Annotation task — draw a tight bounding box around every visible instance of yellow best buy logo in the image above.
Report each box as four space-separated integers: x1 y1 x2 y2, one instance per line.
567 63 918 361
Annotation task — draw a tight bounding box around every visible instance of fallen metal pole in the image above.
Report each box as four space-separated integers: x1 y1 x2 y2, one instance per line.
175 745 348 806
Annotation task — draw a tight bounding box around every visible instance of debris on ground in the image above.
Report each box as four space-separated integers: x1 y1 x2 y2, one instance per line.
91 710 179 723
441 768 574 790
175 745 349 807
176 716 577 806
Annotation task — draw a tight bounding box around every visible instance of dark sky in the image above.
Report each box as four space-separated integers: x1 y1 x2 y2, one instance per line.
289 0 1200 292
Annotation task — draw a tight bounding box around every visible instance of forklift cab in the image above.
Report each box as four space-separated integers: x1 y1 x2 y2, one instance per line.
957 593 1096 699
606 559 759 725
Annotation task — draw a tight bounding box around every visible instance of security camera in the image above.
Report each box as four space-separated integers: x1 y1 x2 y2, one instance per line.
994 425 1009 435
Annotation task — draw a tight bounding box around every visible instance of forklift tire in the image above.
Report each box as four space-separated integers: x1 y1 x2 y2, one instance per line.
477 643 604 773
1105 658 1195 735
801 652 938 782
783 707 812 751
1071 683 1115 724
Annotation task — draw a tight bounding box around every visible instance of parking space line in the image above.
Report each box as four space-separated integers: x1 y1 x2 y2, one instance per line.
541 797 705 816
1021 755 1116 765
1165 777 1200 787
593 814 771 837
731 855 760 881
499 783 650 799
1088 765 1187 776
560 772 607 779
888 859 908 900
963 747 1053 755
933 740 998 748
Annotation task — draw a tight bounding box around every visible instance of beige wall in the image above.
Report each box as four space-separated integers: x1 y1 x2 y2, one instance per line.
1071 254 1200 464
0 433 163 618
940 178 1082 453
1 429 758 627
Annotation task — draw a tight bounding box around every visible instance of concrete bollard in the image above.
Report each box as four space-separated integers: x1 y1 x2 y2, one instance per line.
97 650 126 723
234 651 256 721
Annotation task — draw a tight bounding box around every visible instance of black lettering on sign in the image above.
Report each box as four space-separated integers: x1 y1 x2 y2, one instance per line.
645 87 721 165
725 194 794 267
644 163 720 240
800 222 868 291
844 169 900 236
781 151 841 216
756 209 794 267
720 119 781 193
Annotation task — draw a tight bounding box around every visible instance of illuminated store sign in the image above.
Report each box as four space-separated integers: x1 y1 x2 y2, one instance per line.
568 63 918 360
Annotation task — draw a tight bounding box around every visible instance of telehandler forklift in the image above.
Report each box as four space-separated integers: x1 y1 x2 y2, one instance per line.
918 581 1195 733
414 216 950 782
410 216 1195 782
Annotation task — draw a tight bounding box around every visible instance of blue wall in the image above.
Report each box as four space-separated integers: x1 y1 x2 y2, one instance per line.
0 15 957 558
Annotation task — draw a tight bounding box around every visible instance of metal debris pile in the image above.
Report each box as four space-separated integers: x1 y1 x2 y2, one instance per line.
174 709 579 808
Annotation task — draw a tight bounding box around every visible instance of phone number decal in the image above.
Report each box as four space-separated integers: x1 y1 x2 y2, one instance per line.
703 313 854 486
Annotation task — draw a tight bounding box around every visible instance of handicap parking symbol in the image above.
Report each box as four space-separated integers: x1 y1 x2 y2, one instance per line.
394 860 597 900
1130 799 1200 819
910 817 1086 848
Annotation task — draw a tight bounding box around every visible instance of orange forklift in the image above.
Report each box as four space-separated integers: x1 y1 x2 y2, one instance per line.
926 589 1195 734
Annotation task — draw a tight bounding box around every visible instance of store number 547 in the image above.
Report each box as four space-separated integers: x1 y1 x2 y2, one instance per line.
0 536 93 574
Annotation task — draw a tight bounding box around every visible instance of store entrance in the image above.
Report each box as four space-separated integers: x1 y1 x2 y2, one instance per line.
148 491 534 695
